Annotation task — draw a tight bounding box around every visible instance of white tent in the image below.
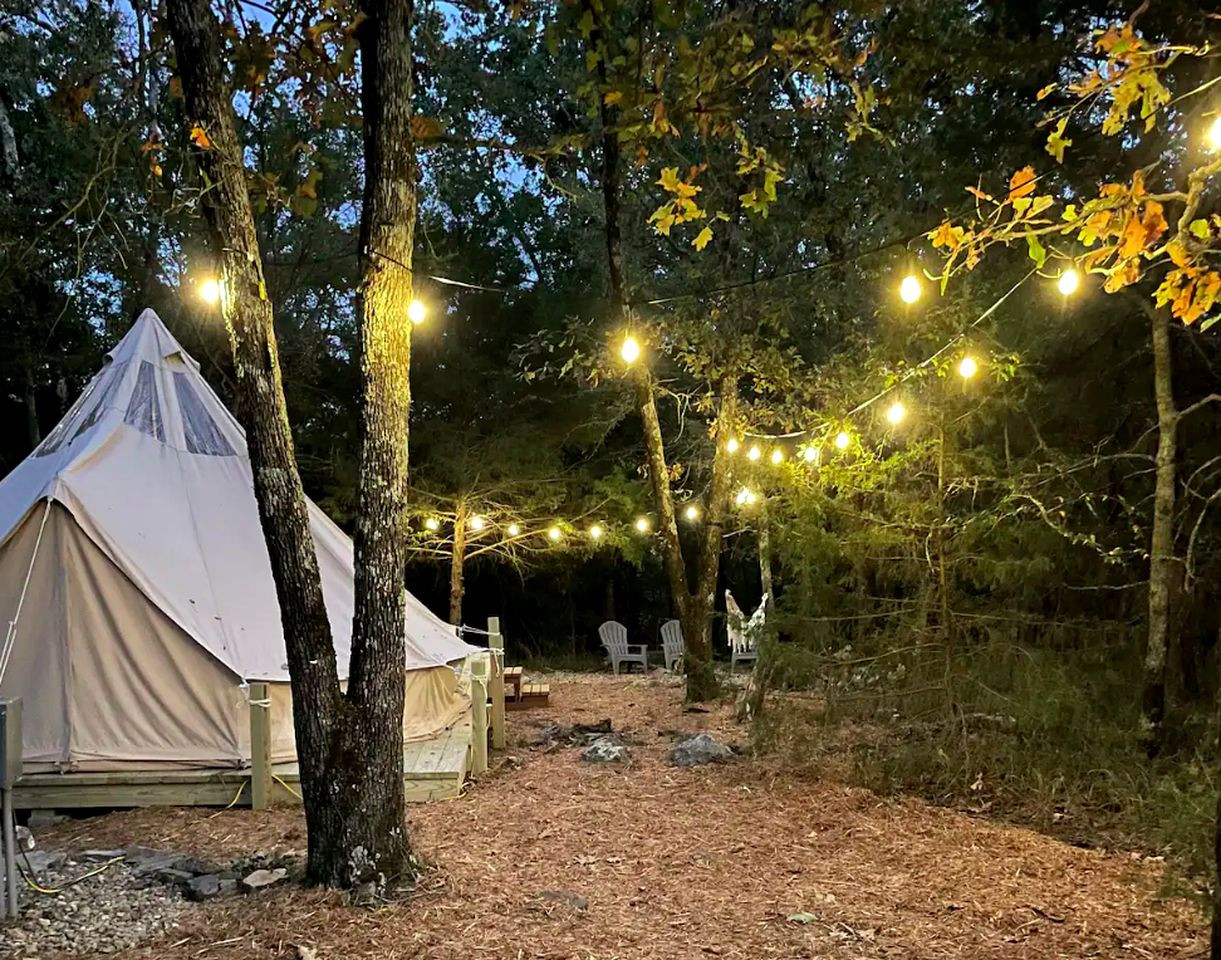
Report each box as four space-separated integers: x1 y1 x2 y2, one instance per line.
0 309 478 772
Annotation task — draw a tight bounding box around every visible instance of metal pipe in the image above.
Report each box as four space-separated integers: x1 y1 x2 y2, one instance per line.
2 787 16 917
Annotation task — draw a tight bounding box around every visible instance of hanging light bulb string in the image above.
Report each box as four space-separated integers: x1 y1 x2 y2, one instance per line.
736 268 1035 445
844 267 1035 419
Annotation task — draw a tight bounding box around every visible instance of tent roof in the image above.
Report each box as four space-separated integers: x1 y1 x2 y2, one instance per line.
0 309 476 681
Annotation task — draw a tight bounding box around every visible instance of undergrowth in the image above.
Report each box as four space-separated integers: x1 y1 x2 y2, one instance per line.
751 634 1216 895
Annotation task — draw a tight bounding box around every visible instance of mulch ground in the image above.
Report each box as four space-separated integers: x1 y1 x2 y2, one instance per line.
37 673 1205 959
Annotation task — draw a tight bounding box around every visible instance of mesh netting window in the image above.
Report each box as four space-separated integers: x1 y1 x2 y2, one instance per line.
173 373 235 456
37 361 129 456
123 360 165 441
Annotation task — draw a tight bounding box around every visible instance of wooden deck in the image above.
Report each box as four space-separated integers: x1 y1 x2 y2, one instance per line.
12 715 473 810
11 620 511 813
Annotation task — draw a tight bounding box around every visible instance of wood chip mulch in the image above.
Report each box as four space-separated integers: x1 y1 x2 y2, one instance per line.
38 673 1205 959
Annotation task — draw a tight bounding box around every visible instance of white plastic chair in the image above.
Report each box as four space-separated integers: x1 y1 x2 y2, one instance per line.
660 619 684 672
598 620 649 674
725 591 762 669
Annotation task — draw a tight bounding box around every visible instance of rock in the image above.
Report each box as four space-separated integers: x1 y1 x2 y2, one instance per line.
22 850 67 877
16 824 36 849
668 733 734 767
241 867 287 892
580 736 628 763
153 867 196 886
169 855 222 876
79 849 126 862
27 810 67 828
185 874 223 901
540 889 588 911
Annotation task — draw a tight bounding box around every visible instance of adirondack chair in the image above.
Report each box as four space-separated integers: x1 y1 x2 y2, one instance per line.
660 619 684 672
725 590 764 669
598 620 649 674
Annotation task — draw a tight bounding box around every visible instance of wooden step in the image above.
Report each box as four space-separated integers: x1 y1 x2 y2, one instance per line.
506 682 550 711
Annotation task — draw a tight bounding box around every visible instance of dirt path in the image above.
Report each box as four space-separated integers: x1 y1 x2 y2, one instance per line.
38 674 1205 959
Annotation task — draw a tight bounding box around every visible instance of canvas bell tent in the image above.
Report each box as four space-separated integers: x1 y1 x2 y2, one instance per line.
0 309 477 774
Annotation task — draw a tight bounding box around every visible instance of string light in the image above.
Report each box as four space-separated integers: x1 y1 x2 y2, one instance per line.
620 335 640 364
408 299 426 324
507 523 521 536
1208 116 1221 151
1057 269 1079 296
635 517 651 533
589 524 603 540
684 504 700 521
958 356 978 379
770 448 784 464
469 516 486 531
198 278 221 304
899 274 922 304
834 430 851 450
726 437 740 454
802 445 819 463
747 445 762 462
886 401 907 425
547 526 562 541
735 487 758 506
425 518 440 532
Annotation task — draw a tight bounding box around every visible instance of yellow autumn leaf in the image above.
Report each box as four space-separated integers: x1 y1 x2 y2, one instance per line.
189 124 212 149
692 226 714 251
1008 166 1037 201
657 167 682 194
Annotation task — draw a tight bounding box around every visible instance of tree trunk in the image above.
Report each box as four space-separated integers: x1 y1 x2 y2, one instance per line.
167 0 420 889
756 496 774 618
322 0 420 887
1144 303 1178 755
24 369 39 448
449 503 467 625
164 0 343 881
592 20 734 701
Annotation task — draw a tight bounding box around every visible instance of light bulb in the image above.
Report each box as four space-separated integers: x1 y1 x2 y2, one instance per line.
408 299 426 324
198 278 222 304
735 487 754 506
886 401 906 425
834 431 851 450
803 445 819 463
899 274 922 304
548 526 562 541
958 356 978 379
747 445 761 461
507 523 521 537
620 336 640 363
1057 269 1079 296
589 524 603 540
469 516 485 531
685 504 700 522
634 517 650 533
425 518 439 532
1208 116 1221 151
770 448 784 464
746 490 758 505
726 437 740 454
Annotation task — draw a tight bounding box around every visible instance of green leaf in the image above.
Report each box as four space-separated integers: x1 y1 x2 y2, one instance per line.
1026 234 1047 269
1190 219 1211 241
787 912 818 924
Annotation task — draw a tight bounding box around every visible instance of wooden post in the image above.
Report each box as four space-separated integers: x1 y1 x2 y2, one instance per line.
469 656 488 776
248 682 271 810
488 616 505 750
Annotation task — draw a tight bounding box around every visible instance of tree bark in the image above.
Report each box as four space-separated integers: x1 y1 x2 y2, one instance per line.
24 368 40 448
449 503 467 625
757 496 774 619
592 24 734 701
327 0 419 886
166 0 417 889
1144 303 1178 755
